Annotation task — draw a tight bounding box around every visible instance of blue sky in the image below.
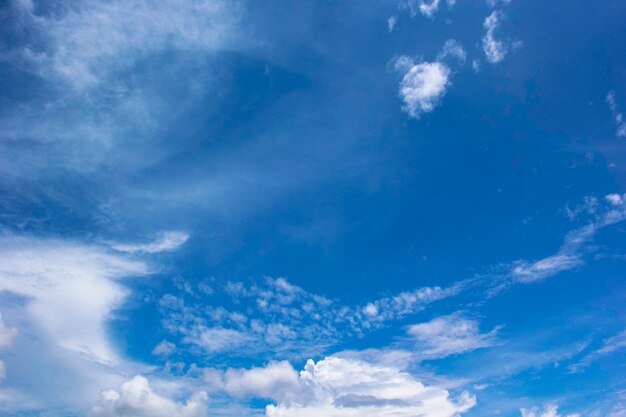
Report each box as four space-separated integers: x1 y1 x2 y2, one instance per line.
0 0 625 416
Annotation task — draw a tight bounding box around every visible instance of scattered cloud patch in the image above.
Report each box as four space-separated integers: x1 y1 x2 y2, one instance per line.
437 39 467 65
0 314 17 348
111 231 189 254
482 11 508 63
607 91 626 138
408 313 500 359
91 375 208 417
152 340 177 357
570 329 626 371
486 0 512 8
520 404 580 417
388 15 398 32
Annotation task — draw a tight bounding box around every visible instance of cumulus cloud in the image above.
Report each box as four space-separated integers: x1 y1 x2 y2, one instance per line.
265 356 476 417
520 404 580 417
607 91 626 138
111 231 189 254
206 361 302 403
408 313 500 358
393 40 465 119
91 375 208 417
482 11 508 63
403 0 457 17
398 61 450 118
0 235 148 364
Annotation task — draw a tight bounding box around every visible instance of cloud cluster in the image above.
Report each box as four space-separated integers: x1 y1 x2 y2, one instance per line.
265 356 476 417
91 375 208 417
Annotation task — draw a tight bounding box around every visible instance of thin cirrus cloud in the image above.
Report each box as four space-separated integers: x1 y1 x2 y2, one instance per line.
11 0 242 88
520 404 580 417
110 231 190 254
407 313 501 359
606 91 626 138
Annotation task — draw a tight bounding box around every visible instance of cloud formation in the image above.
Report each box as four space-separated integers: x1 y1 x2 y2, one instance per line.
408 313 500 358
265 356 476 417
111 231 189 254
482 11 508 63
607 91 626 138
520 404 580 417
91 375 208 417
0 235 148 364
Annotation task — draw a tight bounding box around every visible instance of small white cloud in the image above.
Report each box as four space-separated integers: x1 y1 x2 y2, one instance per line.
397 60 451 119
407 313 500 358
0 314 17 348
418 0 442 18
486 0 512 8
265 356 476 417
90 375 208 417
606 91 626 138
111 231 189 254
437 39 467 64
388 15 398 32
363 303 379 317
482 11 508 63
152 340 177 357
184 326 251 353
472 59 481 72
520 404 580 417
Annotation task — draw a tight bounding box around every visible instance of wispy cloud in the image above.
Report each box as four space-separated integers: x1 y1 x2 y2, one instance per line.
408 313 501 359
569 329 626 372
111 231 189 254
520 404 580 417
482 11 508 64
607 91 626 138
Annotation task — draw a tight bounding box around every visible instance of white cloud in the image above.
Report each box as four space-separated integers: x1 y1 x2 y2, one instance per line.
265 356 476 417
437 39 467 64
607 91 626 138
184 326 252 353
520 404 580 417
152 340 177 357
13 0 241 88
486 0 512 7
398 61 451 119
216 361 302 403
417 0 442 18
408 313 500 358
388 15 398 32
511 254 584 283
111 231 189 254
0 235 148 364
91 375 208 417
0 314 17 348
482 11 508 64
570 329 626 371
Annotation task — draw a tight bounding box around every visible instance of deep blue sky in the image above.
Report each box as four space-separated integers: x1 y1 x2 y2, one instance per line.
0 1 625 416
